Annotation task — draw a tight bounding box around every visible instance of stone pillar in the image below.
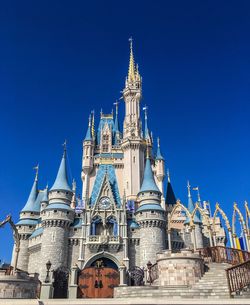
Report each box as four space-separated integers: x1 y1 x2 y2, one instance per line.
168 230 172 251
40 282 54 299
213 232 217 246
68 264 79 299
119 265 127 286
191 227 197 251
208 226 213 247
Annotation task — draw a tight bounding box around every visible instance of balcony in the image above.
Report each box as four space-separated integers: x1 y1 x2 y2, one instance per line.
87 235 122 252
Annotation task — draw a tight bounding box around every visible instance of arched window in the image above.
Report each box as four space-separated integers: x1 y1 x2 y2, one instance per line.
91 216 103 235
106 216 118 236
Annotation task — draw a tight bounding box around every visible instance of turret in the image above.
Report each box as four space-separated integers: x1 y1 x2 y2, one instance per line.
40 146 74 281
135 151 166 266
82 115 94 175
155 138 165 205
13 166 40 271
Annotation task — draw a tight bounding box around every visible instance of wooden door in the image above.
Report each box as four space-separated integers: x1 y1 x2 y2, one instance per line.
78 267 119 298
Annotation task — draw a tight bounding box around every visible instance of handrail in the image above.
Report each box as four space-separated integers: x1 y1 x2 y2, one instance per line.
198 246 250 265
199 246 250 297
226 260 250 296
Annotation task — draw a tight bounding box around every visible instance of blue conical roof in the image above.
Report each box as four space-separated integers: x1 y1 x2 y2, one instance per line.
50 150 72 192
41 186 48 202
84 115 92 141
156 138 164 160
21 175 38 212
139 158 161 194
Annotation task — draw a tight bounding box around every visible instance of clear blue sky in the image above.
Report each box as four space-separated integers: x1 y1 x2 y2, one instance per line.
0 0 249 262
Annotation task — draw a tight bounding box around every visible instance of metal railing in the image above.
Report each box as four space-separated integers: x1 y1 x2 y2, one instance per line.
226 260 250 296
199 246 250 265
199 246 250 297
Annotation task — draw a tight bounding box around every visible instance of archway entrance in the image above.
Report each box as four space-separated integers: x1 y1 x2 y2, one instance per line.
78 257 119 298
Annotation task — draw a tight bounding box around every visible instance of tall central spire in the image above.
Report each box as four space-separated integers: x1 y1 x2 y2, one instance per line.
128 37 136 82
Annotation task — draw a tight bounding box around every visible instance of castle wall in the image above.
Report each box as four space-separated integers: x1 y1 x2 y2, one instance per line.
68 240 80 267
40 225 69 281
28 245 41 274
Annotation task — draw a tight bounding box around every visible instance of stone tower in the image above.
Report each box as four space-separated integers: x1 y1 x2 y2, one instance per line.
121 39 145 200
135 152 166 266
40 147 74 280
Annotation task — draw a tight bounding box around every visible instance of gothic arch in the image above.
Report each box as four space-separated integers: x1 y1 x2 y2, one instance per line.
169 200 193 228
212 203 231 232
83 251 121 269
232 203 247 235
192 204 210 224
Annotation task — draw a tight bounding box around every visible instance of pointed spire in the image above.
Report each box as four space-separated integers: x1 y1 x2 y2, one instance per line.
21 168 38 212
165 171 176 206
187 180 201 223
156 137 164 160
128 37 136 82
139 149 161 194
50 144 72 192
143 105 150 139
84 114 92 141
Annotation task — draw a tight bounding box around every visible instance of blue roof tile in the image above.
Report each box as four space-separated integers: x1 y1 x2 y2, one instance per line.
90 164 121 207
135 204 164 213
29 227 43 239
44 203 73 211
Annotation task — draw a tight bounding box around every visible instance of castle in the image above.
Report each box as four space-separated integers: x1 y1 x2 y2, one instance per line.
11 40 227 298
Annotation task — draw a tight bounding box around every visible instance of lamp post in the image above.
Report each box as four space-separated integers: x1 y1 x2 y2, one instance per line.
45 260 52 283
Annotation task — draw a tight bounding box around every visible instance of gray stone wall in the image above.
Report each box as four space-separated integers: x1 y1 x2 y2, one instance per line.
139 225 166 267
0 271 39 299
194 224 203 249
67 240 80 267
16 239 29 272
28 245 41 274
40 226 69 281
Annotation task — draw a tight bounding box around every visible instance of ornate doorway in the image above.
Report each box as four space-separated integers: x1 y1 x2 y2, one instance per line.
78 258 119 298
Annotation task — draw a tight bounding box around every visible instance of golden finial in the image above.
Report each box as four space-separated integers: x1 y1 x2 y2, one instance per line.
128 37 135 82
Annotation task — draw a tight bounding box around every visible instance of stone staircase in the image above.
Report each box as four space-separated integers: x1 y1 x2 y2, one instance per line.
115 262 234 299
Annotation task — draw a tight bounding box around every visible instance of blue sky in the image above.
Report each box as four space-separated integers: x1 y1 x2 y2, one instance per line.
0 0 250 261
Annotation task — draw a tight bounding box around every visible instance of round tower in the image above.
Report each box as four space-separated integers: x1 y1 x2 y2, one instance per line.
82 114 94 200
40 147 74 281
135 154 166 267
12 167 40 271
